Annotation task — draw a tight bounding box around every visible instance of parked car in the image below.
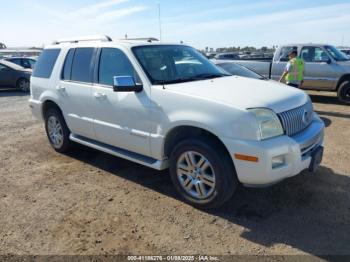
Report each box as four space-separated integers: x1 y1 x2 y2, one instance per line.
214 60 265 80
0 60 31 91
213 52 240 60
226 44 350 104
4 57 36 69
29 35 324 209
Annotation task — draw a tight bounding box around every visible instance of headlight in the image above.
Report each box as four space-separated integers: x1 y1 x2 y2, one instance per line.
248 108 284 140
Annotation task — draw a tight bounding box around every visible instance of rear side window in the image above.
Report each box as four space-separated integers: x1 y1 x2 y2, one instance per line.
277 46 297 62
33 49 61 78
62 49 75 80
71 48 95 83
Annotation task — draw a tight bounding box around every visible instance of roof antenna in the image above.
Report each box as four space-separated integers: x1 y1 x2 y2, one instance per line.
157 2 162 42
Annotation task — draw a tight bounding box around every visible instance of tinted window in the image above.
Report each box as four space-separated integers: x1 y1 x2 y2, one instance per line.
62 49 75 80
33 49 61 78
98 48 139 86
71 48 94 83
21 59 32 69
8 58 21 66
28 59 36 69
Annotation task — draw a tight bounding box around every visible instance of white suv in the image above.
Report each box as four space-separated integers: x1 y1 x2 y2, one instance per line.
29 35 325 209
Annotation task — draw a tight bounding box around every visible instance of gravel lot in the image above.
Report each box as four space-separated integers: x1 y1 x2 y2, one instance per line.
0 90 349 257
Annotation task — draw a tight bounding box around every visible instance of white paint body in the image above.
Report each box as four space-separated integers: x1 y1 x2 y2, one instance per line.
29 40 324 186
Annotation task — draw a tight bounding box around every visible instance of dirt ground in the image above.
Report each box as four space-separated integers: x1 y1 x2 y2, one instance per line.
0 90 349 257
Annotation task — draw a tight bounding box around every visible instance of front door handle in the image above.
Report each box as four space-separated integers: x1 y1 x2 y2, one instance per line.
94 92 107 99
56 85 65 92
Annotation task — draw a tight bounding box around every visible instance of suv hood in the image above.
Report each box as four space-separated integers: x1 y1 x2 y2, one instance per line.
164 76 309 113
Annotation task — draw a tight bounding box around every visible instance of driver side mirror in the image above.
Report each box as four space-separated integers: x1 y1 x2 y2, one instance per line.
113 76 143 93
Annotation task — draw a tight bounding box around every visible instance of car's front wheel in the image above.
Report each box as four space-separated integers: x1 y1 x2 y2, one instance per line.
44 107 72 153
338 80 350 105
169 138 238 209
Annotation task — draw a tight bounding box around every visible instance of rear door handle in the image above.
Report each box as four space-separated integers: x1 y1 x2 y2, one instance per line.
94 92 107 99
56 86 65 92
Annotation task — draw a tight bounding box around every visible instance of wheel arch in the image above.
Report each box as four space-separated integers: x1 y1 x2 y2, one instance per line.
336 74 350 90
163 125 234 168
41 100 63 119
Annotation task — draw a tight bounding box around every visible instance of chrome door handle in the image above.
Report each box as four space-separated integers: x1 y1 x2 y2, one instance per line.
94 92 107 99
56 86 65 92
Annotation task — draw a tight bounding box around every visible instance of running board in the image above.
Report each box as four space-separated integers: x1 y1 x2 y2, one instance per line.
69 134 169 170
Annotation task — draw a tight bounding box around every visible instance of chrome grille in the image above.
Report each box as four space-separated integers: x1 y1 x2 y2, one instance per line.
278 102 314 136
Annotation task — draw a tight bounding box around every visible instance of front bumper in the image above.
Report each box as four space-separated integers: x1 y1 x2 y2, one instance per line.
221 114 325 186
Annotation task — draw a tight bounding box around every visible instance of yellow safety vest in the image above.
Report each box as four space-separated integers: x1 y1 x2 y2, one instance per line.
286 58 304 82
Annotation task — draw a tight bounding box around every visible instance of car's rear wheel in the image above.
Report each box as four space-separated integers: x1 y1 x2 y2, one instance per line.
16 78 29 92
169 138 238 209
44 107 72 153
338 80 350 105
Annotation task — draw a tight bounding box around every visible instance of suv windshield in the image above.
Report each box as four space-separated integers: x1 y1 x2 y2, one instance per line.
217 62 265 80
325 45 349 61
132 45 229 85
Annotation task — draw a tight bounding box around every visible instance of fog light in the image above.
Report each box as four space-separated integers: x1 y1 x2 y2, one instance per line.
272 155 286 168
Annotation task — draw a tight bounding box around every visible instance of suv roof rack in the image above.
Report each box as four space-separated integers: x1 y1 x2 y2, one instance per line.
122 37 159 43
53 35 112 45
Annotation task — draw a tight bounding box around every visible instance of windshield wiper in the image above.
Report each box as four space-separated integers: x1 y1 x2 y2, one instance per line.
153 73 230 85
193 73 230 80
153 78 198 85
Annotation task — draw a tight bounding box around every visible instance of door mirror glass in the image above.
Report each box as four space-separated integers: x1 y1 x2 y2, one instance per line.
113 76 143 92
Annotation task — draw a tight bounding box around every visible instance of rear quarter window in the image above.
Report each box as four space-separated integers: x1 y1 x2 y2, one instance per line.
32 49 61 78
61 49 75 80
276 46 297 62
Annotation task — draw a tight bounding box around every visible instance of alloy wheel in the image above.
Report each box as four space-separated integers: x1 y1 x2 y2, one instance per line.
176 151 216 199
47 116 64 148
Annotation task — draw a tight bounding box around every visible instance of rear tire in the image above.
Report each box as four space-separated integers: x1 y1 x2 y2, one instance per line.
16 78 29 92
44 107 72 153
169 138 238 209
337 80 350 105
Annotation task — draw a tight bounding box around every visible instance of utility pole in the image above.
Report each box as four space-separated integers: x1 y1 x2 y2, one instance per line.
158 2 162 41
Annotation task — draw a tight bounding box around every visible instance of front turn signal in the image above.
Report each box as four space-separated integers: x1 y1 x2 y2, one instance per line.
234 153 259 162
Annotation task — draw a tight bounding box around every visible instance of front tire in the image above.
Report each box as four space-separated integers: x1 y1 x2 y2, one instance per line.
44 107 72 153
169 138 238 209
337 80 350 105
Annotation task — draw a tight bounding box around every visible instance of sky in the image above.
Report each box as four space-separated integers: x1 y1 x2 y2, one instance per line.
1 0 350 49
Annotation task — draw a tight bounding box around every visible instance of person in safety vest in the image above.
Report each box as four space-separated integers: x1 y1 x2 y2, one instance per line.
279 50 304 88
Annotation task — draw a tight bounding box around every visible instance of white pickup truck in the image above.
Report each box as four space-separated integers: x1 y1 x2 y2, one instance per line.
29 36 325 209
225 44 350 104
